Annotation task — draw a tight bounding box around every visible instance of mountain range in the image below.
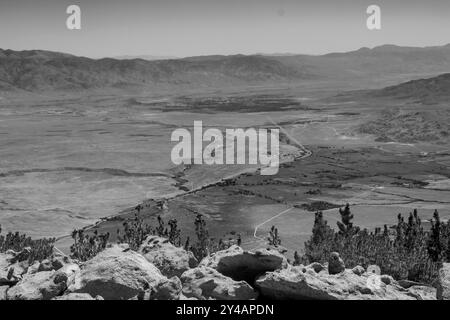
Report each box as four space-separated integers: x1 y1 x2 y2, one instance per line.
1 44 450 93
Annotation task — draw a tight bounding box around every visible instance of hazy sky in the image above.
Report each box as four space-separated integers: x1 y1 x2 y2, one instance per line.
1 0 449 58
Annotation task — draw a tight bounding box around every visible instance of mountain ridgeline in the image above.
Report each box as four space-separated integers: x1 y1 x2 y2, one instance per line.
0 50 307 92
1 44 450 92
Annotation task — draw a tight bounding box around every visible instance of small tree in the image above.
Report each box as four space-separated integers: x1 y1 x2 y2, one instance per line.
189 214 211 260
293 251 302 266
167 219 181 246
427 210 447 262
267 226 281 247
337 203 359 236
303 211 335 263
155 216 166 237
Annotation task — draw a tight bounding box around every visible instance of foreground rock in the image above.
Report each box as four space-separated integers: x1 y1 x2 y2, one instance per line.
139 236 197 278
6 271 68 300
52 293 100 300
68 244 167 300
0 252 26 286
437 263 450 300
199 245 287 283
150 276 182 300
407 285 437 300
181 266 258 300
255 265 436 300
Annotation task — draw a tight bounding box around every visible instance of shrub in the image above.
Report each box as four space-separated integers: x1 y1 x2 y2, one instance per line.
0 225 55 263
70 229 110 261
117 214 153 250
117 214 182 250
69 212 234 262
267 226 282 247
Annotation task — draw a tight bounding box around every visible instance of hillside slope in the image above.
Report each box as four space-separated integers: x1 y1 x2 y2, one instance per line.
371 73 450 103
354 73 450 143
1 44 450 93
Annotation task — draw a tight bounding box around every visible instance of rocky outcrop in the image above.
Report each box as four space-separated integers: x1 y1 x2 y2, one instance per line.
6 270 68 300
181 266 258 300
437 263 450 300
199 245 287 283
138 236 197 278
68 244 167 300
255 264 436 300
0 243 442 300
0 252 26 286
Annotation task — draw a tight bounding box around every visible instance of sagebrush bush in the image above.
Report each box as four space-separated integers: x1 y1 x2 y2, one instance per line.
0 225 55 263
70 229 110 261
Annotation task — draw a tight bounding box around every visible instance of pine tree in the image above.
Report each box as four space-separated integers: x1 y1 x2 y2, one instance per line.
427 210 445 261
303 211 335 263
337 203 359 236
293 251 301 266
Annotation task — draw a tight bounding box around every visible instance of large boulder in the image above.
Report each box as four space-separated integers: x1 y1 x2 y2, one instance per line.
437 263 450 300
68 244 167 300
6 270 68 300
138 236 197 278
0 252 22 286
255 266 435 300
181 266 258 300
199 245 287 283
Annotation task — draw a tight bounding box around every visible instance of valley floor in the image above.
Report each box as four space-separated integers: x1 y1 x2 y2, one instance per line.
1 87 449 258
